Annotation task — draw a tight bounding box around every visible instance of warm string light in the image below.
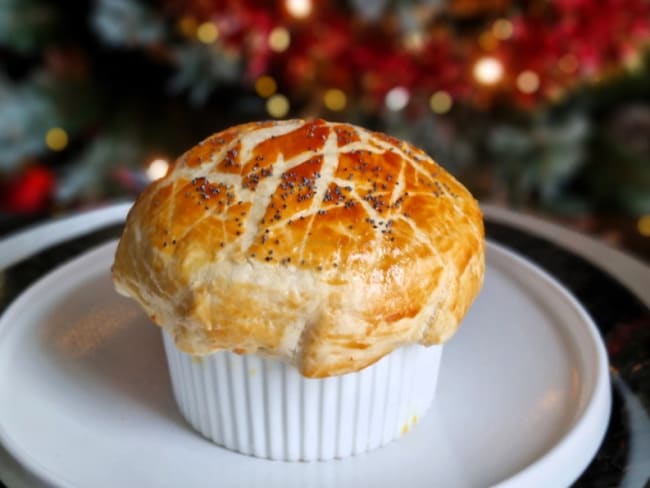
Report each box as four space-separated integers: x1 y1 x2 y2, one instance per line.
480 19 512 52
197 22 218 44
638 215 650 237
624 51 643 71
45 127 68 151
478 32 498 51
545 84 565 102
285 0 312 18
146 159 169 181
385 87 409 111
516 70 540 93
492 19 513 40
177 16 197 37
268 27 290 52
157 2 643 116
267 94 290 118
323 89 346 111
404 31 424 51
473 57 503 85
559 54 579 74
429 91 452 114
255 75 277 97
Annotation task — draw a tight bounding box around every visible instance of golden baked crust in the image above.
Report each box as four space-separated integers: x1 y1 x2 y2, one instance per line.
112 119 484 378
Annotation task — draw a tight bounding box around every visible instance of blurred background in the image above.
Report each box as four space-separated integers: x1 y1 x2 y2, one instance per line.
0 0 648 260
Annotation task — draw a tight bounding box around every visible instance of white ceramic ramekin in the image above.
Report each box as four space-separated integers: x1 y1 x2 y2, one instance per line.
162 330 442 461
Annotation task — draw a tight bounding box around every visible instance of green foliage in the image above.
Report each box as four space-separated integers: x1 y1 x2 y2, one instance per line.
169 45 242 106
56 134 144 203
0 0 647 216
0 74 99 171
0 0 57 52
585 106 650 214
489 112 590 211
92 0 165 47
0 75 58 170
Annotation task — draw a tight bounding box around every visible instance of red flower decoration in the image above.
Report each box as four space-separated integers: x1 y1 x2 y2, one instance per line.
1 165 56 214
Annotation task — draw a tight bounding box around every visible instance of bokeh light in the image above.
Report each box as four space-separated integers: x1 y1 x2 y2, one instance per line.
404 31 424 51
268 27 290 52
492 19 513 40
255 76 278 98
177 16 197 37
45 127 68 151
638 215 650 236
479 31 498 51
429 91 453 114
517 70 540 93
286 0 312 18
267 94 290 118
197 22 218 44
146 159 169 181
385 87 410 111
473 57 504 85
559 54 579 74
323 89 347 111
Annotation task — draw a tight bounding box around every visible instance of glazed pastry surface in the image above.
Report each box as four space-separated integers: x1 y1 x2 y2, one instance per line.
112 119 484 377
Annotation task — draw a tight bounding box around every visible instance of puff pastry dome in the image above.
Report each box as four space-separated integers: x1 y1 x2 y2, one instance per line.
112 119 484 378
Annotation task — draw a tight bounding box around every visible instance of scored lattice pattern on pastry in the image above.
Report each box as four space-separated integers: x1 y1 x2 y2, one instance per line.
113 119 484 377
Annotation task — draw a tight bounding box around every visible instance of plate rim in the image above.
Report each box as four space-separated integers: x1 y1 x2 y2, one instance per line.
0 240 611 488
485 242 611 487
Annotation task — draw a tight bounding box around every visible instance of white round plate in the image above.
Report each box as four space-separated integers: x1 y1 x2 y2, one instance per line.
0 241 610 488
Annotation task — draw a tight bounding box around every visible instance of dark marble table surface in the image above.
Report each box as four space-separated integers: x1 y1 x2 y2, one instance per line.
0 207 648 487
